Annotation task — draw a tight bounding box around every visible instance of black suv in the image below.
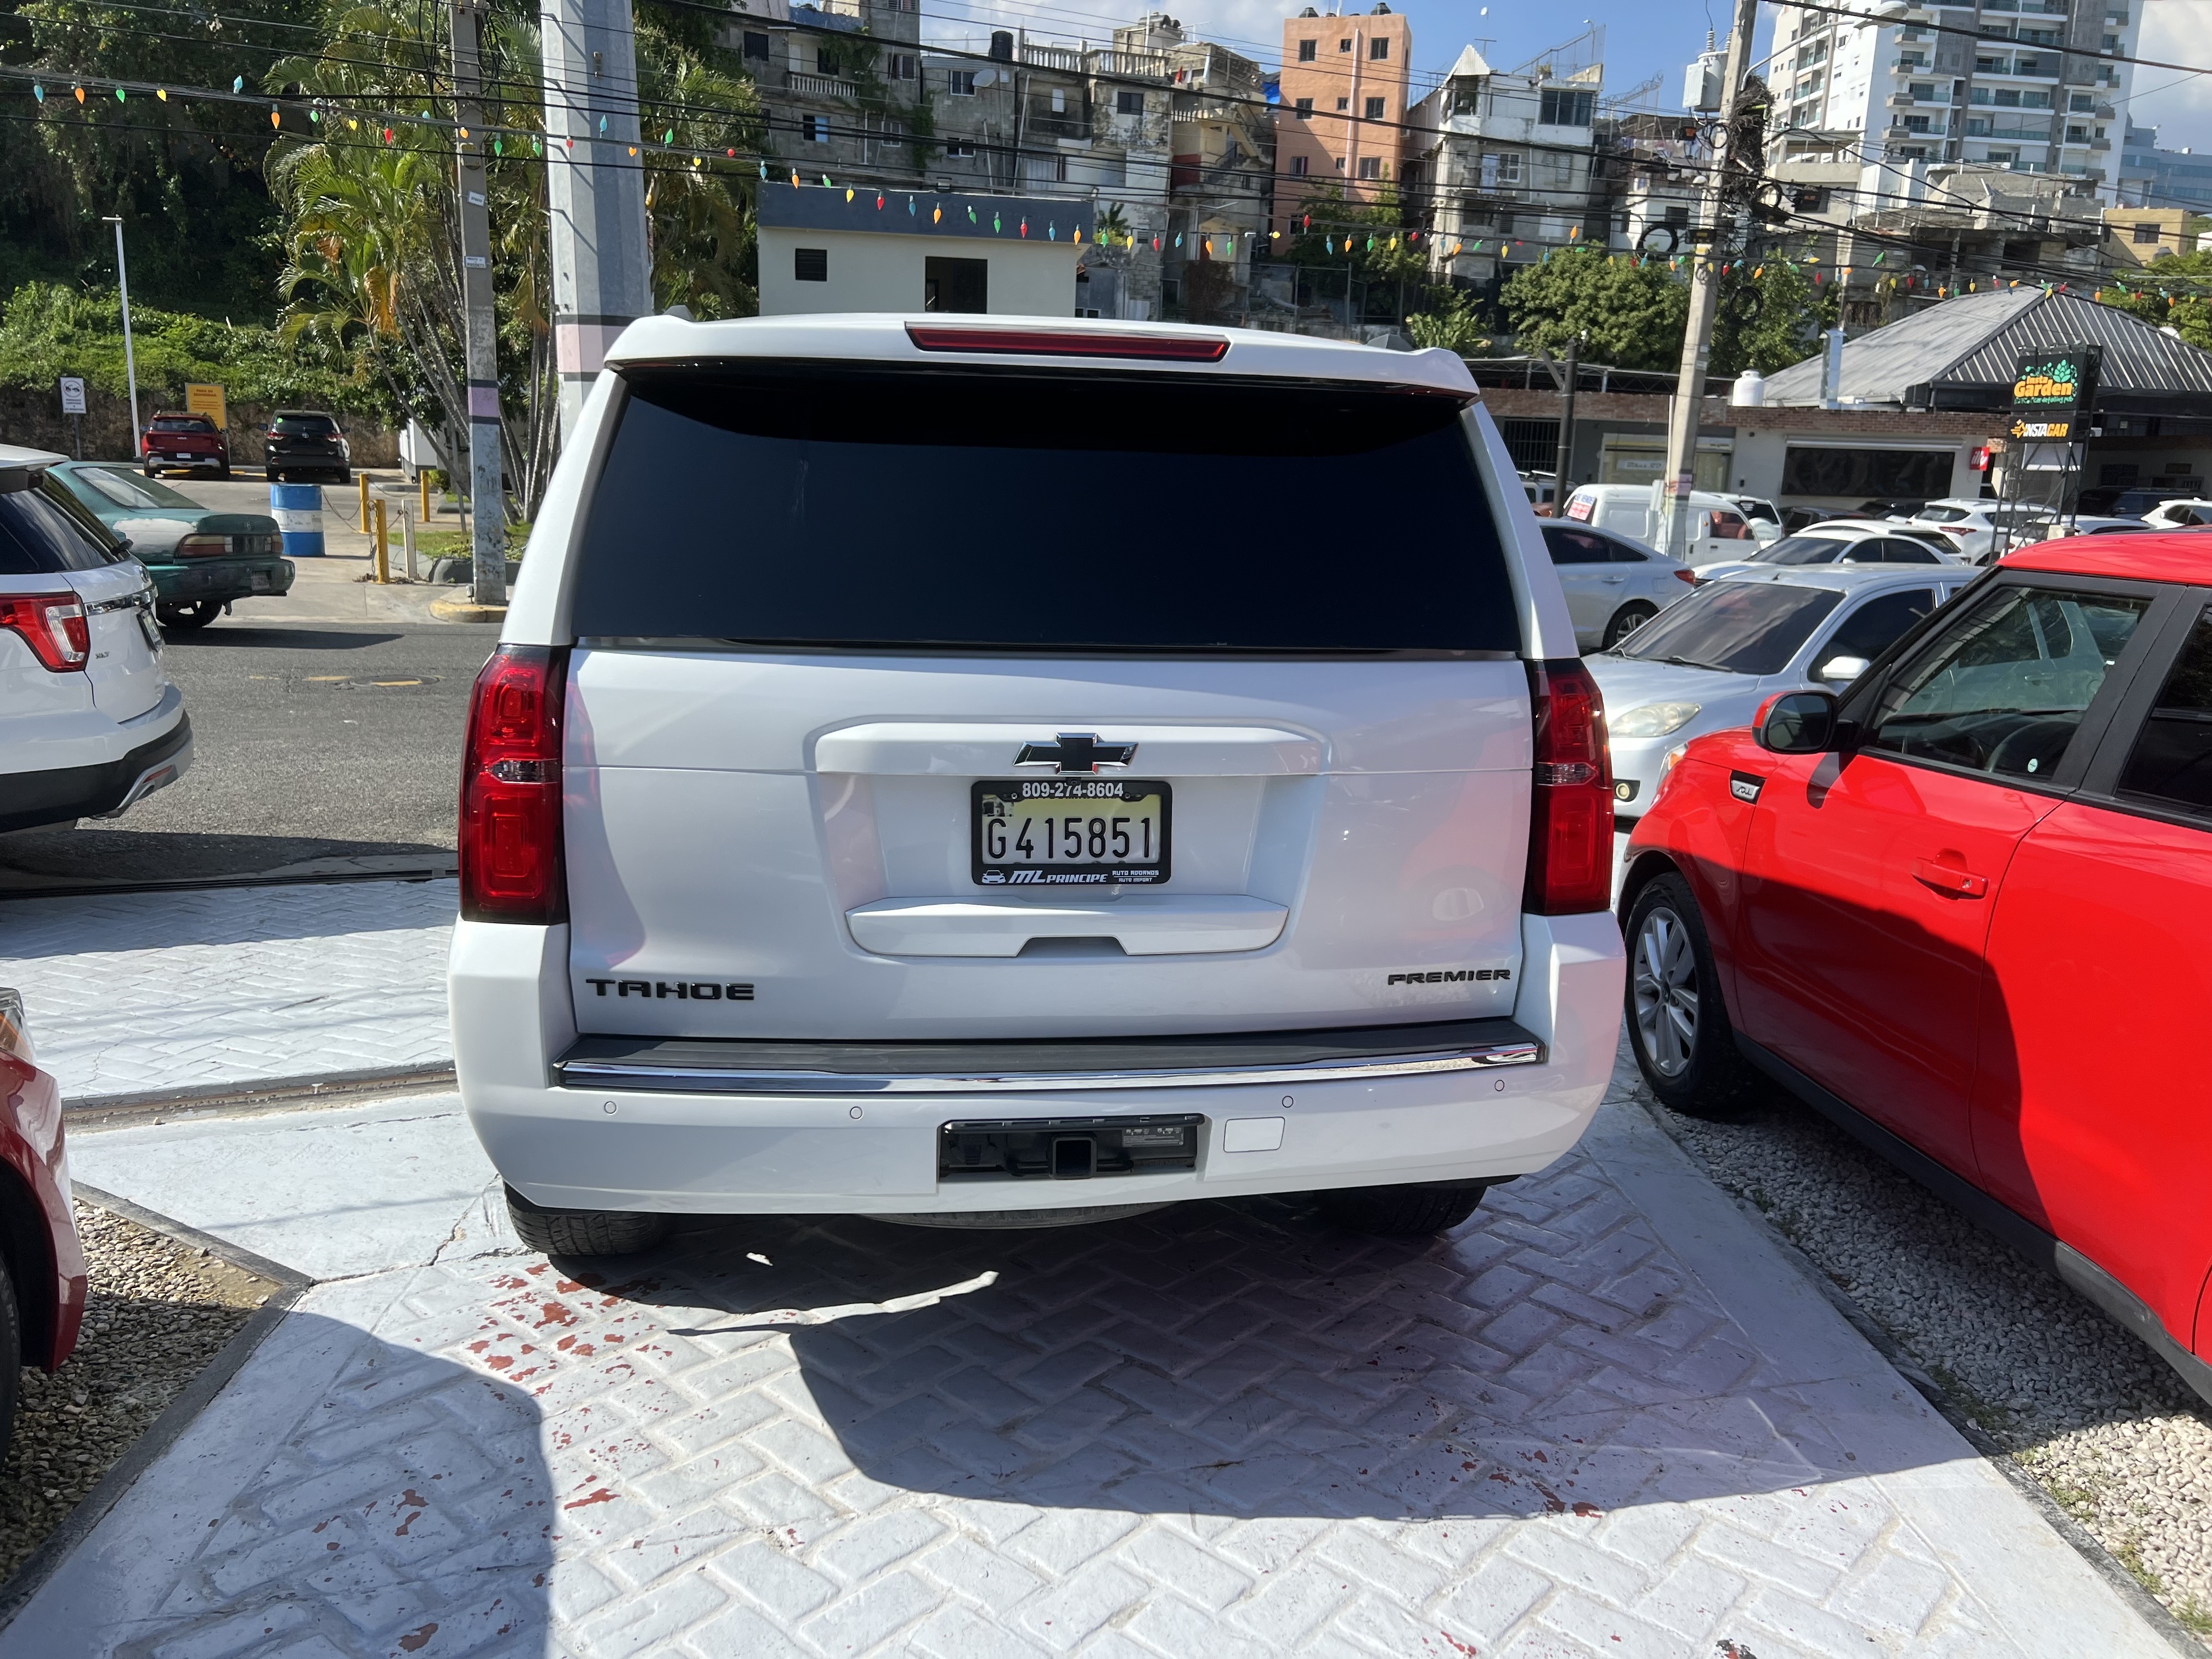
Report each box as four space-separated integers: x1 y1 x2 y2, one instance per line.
263 410 350 483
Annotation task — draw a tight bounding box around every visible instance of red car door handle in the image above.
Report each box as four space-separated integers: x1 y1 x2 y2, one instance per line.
1912 859 1989 899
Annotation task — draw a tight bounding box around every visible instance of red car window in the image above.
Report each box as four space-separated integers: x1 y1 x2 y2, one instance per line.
1864 585 2153 780
2117 606 2212 814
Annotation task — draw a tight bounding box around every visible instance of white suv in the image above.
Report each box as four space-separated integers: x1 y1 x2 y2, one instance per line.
448 316 1626 1255
1 444 191 833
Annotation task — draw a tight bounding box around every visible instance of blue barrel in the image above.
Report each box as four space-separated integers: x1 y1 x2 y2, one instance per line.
269 481 325 558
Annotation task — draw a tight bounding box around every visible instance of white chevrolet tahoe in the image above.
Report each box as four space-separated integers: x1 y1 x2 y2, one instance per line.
448 315 1626 1256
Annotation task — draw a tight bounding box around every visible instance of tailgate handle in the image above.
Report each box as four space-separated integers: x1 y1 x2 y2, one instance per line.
1912 858 1988 899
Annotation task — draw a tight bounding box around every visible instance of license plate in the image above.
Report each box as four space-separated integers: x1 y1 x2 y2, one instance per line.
250 572 271 591
973 779 1171 887
137 612 163 651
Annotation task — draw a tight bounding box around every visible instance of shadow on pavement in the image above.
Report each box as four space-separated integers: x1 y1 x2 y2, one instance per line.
162 627 407 650
0 829 454 891
578 1178 1887 1524
4 1312 555 1656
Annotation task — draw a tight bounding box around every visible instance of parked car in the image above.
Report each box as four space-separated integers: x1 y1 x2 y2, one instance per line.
1897 499 2064 562
49 462 294 631
1560 482 1781 566
0 988 87 1461
2137 498 2212 529
1591 563 1977 894
1779 506 1850 534
0 995 88 1460
263 410 351 483
2078 486 2198 518
1725 494 1783 529
1694 521 1961 582
0 444 192 832
1542 520 1697 650
1617 530 2212 1406
140 413 229 479
1857 497 1928 519
450 315 1626 1254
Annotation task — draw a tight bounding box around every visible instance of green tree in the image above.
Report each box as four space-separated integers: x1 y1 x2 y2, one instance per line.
1500 247 1688 371
0 0 317 314
1275 185 1427 285
2101 252 2212 353
1712 258 1838 377
1406 290 1489 354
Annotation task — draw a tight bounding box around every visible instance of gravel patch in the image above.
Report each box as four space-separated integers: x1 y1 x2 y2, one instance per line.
0 1200 275 1586
1650 1077 2212 1642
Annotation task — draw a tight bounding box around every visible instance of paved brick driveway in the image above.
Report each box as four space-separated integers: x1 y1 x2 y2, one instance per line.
20 1080 2169 1657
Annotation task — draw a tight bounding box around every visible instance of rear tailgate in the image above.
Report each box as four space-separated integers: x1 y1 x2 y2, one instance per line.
560 360 1533 1042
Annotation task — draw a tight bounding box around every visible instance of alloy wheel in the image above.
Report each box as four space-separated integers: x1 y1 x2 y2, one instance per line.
1633 904 1699 1077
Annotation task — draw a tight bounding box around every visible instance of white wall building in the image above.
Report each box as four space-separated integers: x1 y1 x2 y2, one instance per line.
1768 0 2140 200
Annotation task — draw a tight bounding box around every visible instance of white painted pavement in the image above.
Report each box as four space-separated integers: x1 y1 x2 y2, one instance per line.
19 1065 2173 1658
0 879 455 1104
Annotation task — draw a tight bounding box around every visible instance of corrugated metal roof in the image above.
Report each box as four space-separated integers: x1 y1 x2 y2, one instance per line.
1761 287 2212 406
1762 289 2038 405
1944 290 2212 392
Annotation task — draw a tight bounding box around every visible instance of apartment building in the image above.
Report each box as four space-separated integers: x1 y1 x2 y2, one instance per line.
1276 4 1414 204
2119 118 2212 208
1408 35 1606 289
723 0 929 184
915 16 1269 321
1768 0 2140 198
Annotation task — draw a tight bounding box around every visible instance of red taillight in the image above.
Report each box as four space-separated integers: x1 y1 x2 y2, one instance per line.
904 323 1230 362
0 594 91 672
1674 567 1699 584
460 645 568 923
1525 659 1615 915
175 534 230 558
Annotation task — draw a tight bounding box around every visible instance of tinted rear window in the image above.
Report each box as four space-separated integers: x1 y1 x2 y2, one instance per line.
274 415 338 434
150 416 214 432
1609 580 1843 675
572 364 1518 653
0 476 131 574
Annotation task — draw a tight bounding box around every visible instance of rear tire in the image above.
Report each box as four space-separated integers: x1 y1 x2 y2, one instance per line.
1318 1182 1488 1236
157 601 222 631
0 1258 20 1469
217 462 232 480
1603 601 1659 649
505 1185 669 1257
1624 872 1761 1119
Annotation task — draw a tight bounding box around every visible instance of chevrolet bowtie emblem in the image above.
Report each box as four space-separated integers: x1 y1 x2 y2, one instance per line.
1014 732 1138 774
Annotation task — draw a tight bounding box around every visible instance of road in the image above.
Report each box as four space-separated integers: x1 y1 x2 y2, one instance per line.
1 474 494 890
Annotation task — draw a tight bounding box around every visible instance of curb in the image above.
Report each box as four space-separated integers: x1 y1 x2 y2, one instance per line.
1633 1090 2208 1659
0 1187 311 1634
64 1064 458 1127
428 594 507 623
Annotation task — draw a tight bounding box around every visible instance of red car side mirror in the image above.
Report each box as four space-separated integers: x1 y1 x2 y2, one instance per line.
1754 689 1841 754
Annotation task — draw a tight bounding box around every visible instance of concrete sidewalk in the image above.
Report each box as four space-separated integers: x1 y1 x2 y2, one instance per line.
0 879 455 1105
17 1066 2179 1658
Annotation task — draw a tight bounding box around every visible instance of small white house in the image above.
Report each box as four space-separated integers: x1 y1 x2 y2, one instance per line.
756 182 1083 318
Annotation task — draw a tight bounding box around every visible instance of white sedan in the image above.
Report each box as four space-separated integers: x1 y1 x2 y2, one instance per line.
1590 563 1979 897
1693 521 1960 582
1539 521 1697 651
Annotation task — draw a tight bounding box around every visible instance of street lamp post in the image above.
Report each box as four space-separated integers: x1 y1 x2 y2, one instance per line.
101 216 142 465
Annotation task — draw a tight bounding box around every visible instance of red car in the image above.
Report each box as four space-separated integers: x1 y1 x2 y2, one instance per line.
1620 533 2212 1406
141 413 231 479
0 989 87 1457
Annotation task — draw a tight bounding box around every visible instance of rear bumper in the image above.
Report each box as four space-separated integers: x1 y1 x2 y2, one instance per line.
0 709 192 834
449 912 1625 1216
150 557 295 605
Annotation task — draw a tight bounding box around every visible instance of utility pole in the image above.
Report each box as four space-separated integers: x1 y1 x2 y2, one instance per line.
451 0 506 610
540 0 653 442
1657 0 1759 561
102 216 140 464
1552 334 1581 507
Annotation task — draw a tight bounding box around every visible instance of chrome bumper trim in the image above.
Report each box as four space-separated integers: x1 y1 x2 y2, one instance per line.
558 1039 1545 1096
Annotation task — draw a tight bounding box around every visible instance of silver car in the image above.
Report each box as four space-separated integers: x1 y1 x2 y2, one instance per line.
1539 521 1697 651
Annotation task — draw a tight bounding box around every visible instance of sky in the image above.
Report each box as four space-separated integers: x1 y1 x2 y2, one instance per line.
930 0 2212 155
